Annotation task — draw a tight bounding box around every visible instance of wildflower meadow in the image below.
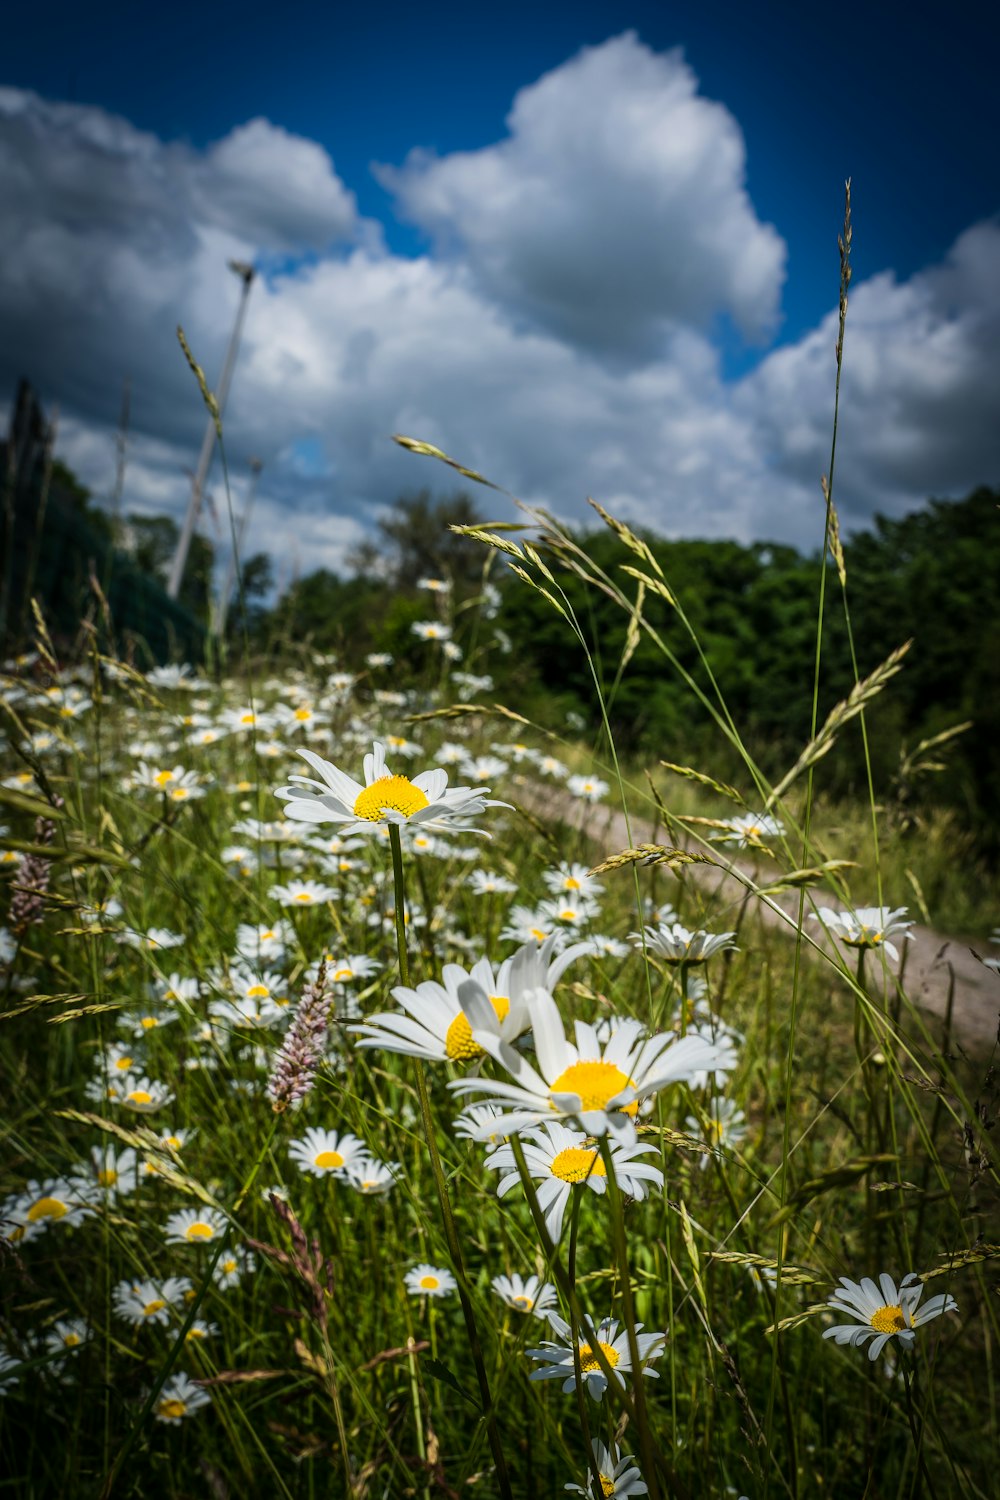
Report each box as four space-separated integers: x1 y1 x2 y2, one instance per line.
1 199 998 1500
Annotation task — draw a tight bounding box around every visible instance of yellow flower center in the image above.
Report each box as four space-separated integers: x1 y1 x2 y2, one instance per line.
221 1258 237 1274
578 1341 619 1374
246 985 270 999
511 1294 534 1310
419 1275 440 1290
140 1017 158 1029
333 967 354 981
143 1299 166 1317
240 713 255 724
27 1196 69 1222
153 769 175 786
115 1056 132 1070
157 1398 187 1420
170 788 189 801
294 892 314 902
353 774 429 823
313 1150 345 1170
186 1327 206 1340
445 995 510 1061
530 926 548 941
564 876 581 890
870 1303 907 1334
550 1146 606 1184
63 1333 81 1347
185 1221 215 1240
294 708 312 721
164 1136 182 1150
97 1168 119 1187
549 1060 637 1115
599 1478 615 1499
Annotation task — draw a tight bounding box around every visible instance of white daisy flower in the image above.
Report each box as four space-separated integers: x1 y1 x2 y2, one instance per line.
404 1264 456 1298
119 927 186 953
164 1208 227 1245
366 652 393 668
809 906 914 963
823 1271 958 1361
269 878 338 908
346 1158 401 1195
685 1097 747 1168
528 1314 665 1401
153 1372 211 1423
417 576 451 593
566 1440 648 1497
155 973 201 1005
275 741 506 839
630 923 737 965
411 621 452 642
78 1145 140 1199
213 1248 256 1290
288 1127 367 1177
183 1318 220 1344
44 1317 92 1355
454 1104 506 1144
3 1178 94 1239
500 904 567 949
112 1276 193 1327
484 1121 663 1241
117 1075 175 1112
713 812 784 849
491 1272 559 1321
567 773 609 802
450 989 730 1146
0 1352 21 1392
352 936 588 1064
542 862 605 899
468 870 518 896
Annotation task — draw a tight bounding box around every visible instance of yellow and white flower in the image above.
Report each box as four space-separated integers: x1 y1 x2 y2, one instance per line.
404 1263 456 1298
528 1314 665 1401
112 1276 193 1326
276 741 505 838
164 1208 227 1245
153 1372 211 1423
823 1271 957 1361
288 1127 367 1178
450 990 730 1145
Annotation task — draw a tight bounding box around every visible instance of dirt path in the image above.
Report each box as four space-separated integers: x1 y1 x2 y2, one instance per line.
516 784 1000 1056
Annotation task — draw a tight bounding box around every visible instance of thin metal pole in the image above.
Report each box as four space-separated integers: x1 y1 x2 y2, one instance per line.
215 456 263 638
166 261 254 601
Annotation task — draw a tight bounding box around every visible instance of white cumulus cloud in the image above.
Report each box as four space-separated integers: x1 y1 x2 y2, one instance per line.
378 32 787 358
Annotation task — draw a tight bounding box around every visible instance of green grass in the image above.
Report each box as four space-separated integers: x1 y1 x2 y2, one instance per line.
0 636 997 1498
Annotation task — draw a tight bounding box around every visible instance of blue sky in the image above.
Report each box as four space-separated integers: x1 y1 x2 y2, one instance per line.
2 1 998 576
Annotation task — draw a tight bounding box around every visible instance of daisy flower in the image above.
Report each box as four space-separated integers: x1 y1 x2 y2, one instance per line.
542 862 604 899
112 1276 193 1327
153 1372 211 1423
3 1178 94 1238
366 652 393 668
411 621 452 642
269 878 338 908
809 906 914 963
454 1104 506 1144
213 1248 256 1290
164 1208 227 1245
352 936 588 1064
566 1440 648 1497
500 904 566 949
275 741 505 839
685 1097 748 1167
183 1319 220 1344
713 812 784 849
288 1126 367 1177
156 973 201 1005
44 1318 92 1355
417 576 451 593
119 927 186 953
468 870 518 896
823 1271 958 1361
117 1075 175 1113
528 1314 665 1401
484 1121 664 1241
78 1145 140 1199
0 1352 21 1392
405 1264 457 1298
567 773 609 802
491 1273 559 1321
450 990 731 1145
346 1157 402 1195
630 923 737 965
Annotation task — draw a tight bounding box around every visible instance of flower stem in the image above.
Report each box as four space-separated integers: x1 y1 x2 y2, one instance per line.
600 1135 663 1500
387 824 512 1500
